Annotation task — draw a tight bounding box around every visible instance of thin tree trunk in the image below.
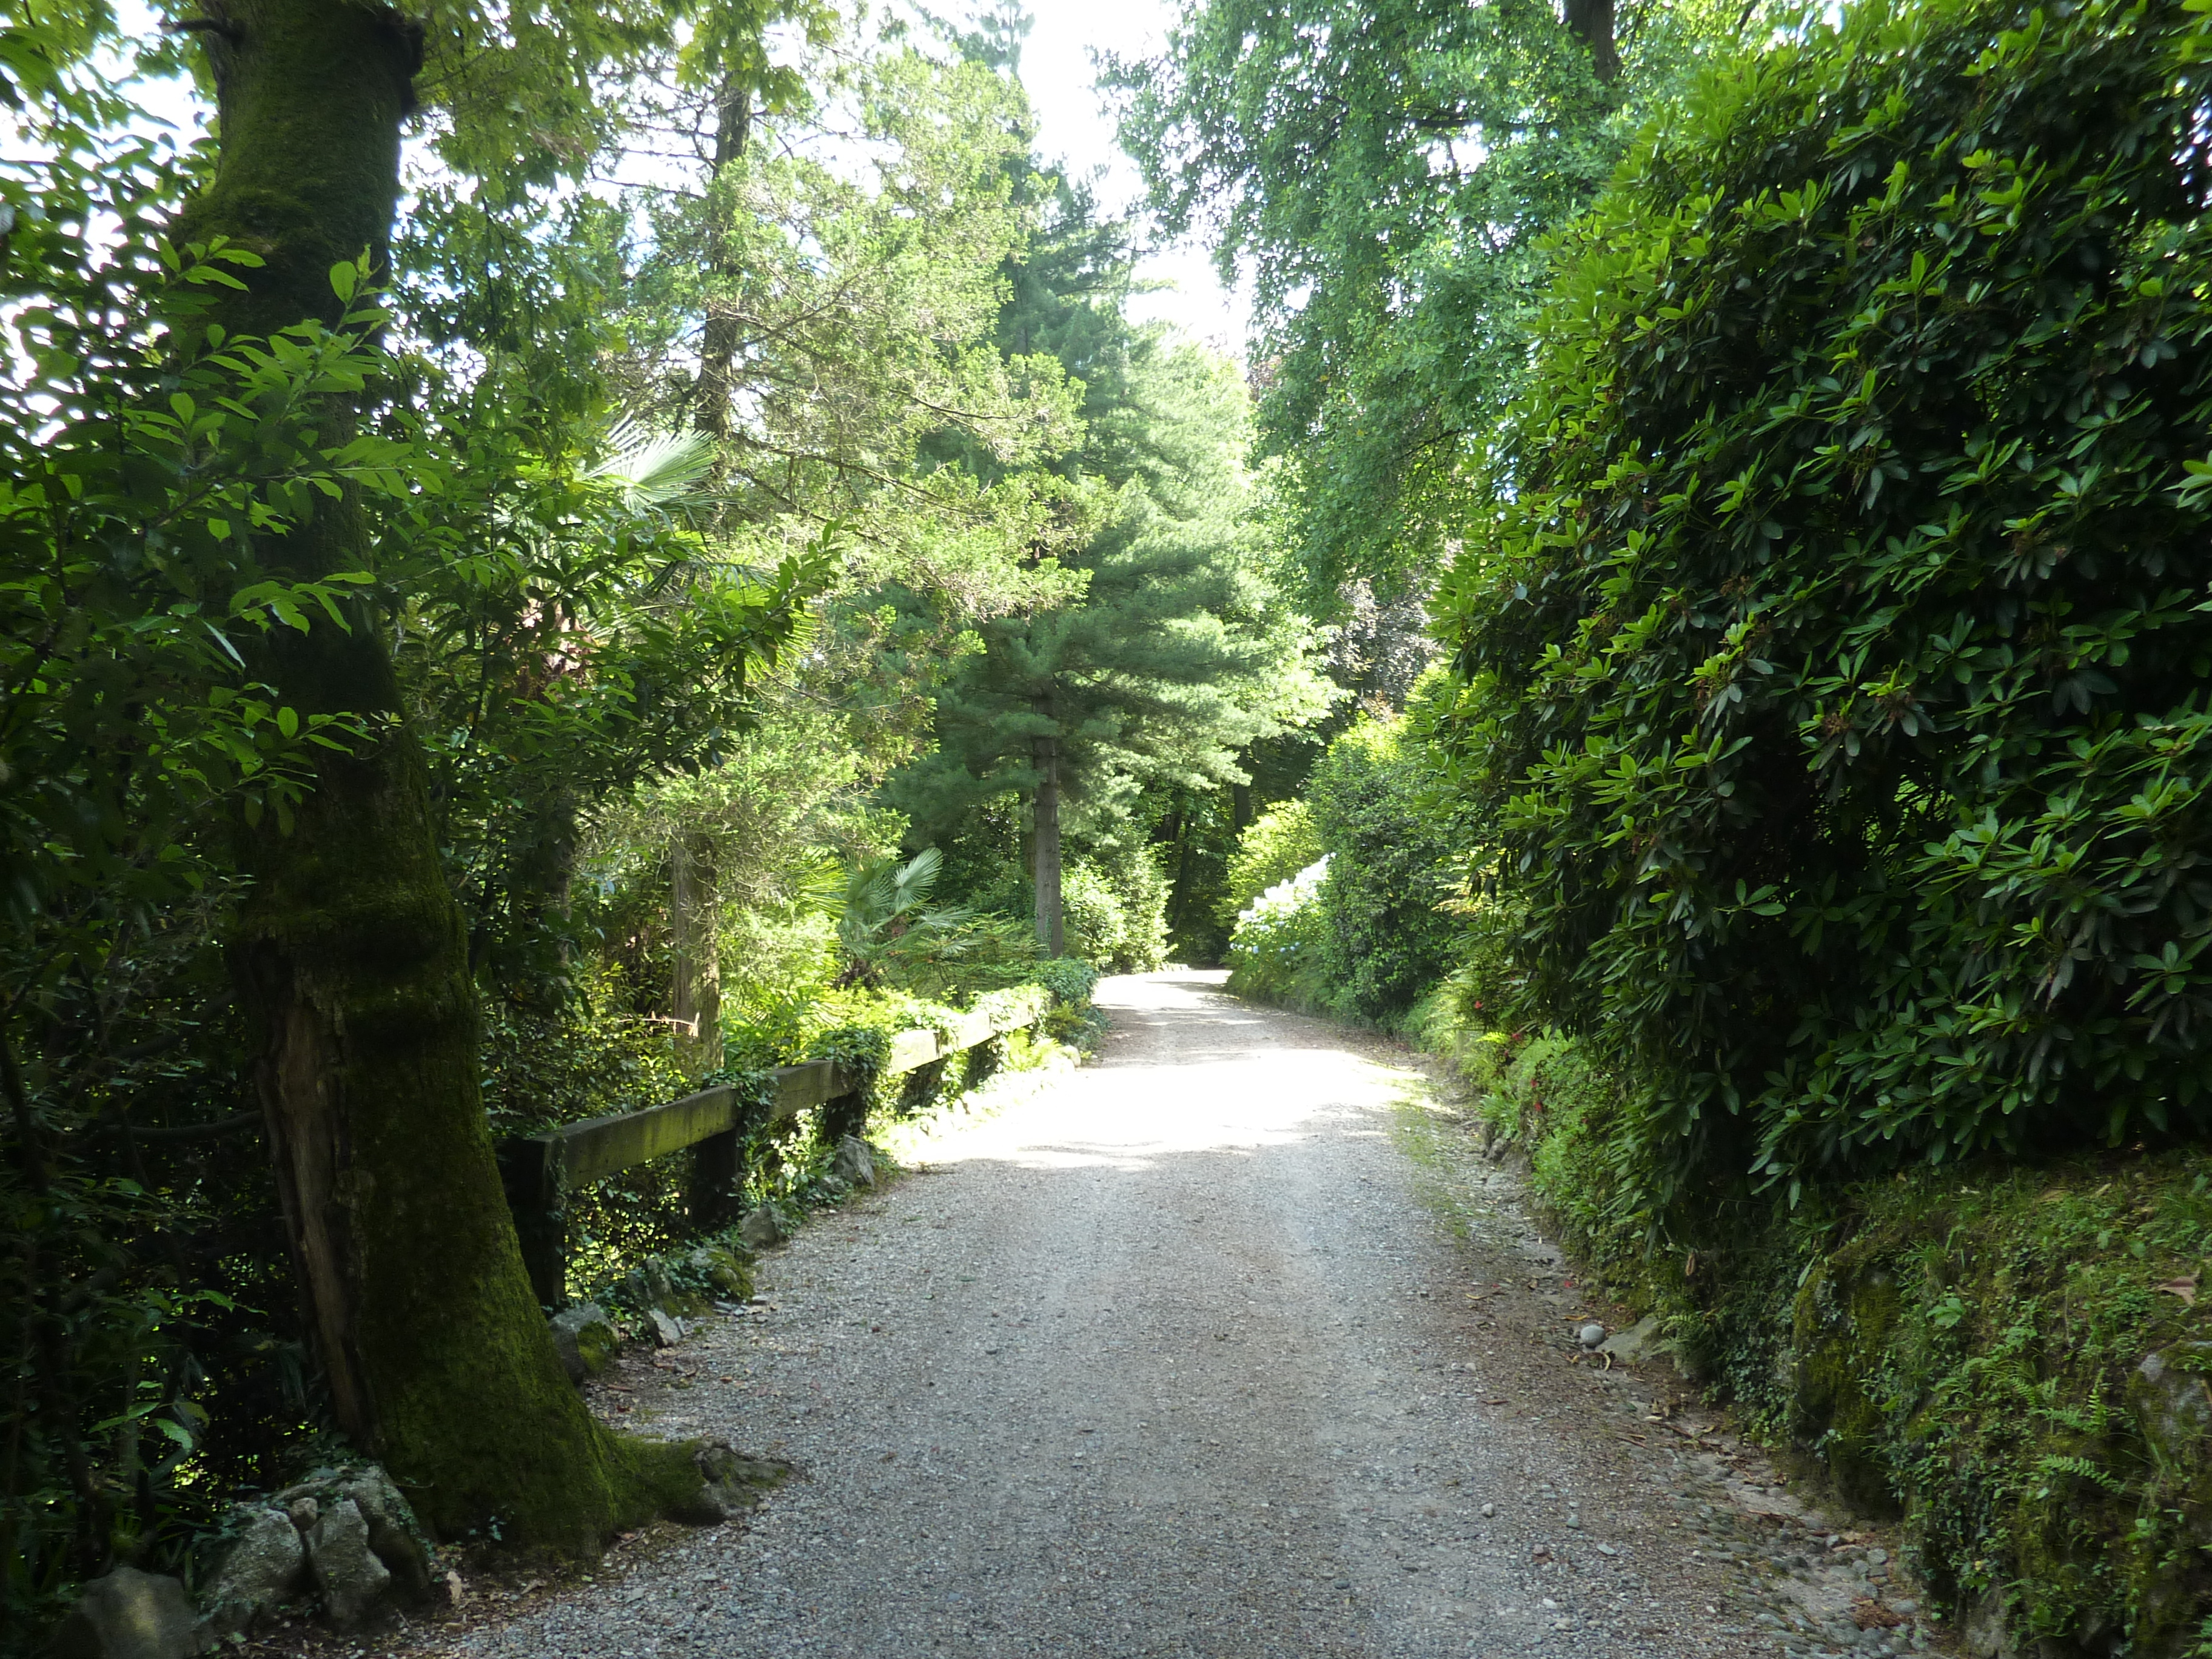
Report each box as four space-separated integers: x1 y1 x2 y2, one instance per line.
670 833 723 1073
1031 697 1064 957
668 71 746 1065
2 1034 108 1579
513 784 582 954
182 0 706 1546
692 73 752 448
1169 792 1198 942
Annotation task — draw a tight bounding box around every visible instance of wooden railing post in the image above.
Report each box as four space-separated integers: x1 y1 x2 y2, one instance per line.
496 1134 569 1310
689 1127 746 1233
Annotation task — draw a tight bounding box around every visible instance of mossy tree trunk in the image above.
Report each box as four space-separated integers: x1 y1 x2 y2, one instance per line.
663 69 749 1079
181 0 702 1546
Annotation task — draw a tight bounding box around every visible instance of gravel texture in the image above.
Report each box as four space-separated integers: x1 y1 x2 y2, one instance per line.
372 971 1937 1659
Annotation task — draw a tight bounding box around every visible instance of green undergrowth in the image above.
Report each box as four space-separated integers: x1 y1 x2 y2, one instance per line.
489 968 1098 1298
568 997 1094 1340
1423 984 2212 1658
1223 703 1458 1030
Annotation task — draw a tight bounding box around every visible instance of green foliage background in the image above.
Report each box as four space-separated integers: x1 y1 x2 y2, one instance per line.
1306 715 1462 1024
1218 800 1324 928
1107 0 1711 597
1222 710 1459 1023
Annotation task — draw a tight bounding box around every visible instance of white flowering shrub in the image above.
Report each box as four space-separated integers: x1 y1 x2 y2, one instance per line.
1224 856 1329 1005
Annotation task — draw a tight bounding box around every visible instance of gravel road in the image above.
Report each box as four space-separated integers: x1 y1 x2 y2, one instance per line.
407 972 1929 1659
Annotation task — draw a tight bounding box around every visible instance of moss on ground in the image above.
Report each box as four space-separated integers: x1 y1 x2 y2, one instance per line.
1422 996 2212 1657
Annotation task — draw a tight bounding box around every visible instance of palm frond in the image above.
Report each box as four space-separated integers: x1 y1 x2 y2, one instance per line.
885 846 943 914
832 846 965 984
791 853 845 916
586 417 713 508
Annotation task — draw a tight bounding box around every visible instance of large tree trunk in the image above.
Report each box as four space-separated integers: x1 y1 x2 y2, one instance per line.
1563 0 1619 81
183 0 705 1547
670 833 723 1073
1031 697 1064 957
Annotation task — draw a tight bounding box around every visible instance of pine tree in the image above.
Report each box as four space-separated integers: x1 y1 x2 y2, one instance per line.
890 179 1327 952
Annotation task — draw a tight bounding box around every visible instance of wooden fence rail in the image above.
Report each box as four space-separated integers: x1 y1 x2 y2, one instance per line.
497 1003 1040 1308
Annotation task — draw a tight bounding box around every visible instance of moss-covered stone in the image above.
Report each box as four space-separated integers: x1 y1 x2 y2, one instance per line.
2131 1342 2212 1533
270 1465 432 1600
1790 1260 1903 1517
684 1245 753 1301
691 1444 793 1517
548 1305 618 1384
2122 1341 2212 1657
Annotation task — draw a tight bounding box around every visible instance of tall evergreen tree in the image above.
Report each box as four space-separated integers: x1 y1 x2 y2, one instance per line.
890 181 1328 952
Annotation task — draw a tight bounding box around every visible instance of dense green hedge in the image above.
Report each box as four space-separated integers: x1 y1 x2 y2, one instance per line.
1436 0 2212 1190
1064 853 1171 973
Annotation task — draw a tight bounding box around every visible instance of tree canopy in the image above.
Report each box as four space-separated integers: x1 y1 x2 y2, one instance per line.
890 164 1331 951
1106 0 1676 601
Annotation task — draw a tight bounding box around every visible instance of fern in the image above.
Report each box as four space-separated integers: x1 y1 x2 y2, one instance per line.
2032 1453 2128 1497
